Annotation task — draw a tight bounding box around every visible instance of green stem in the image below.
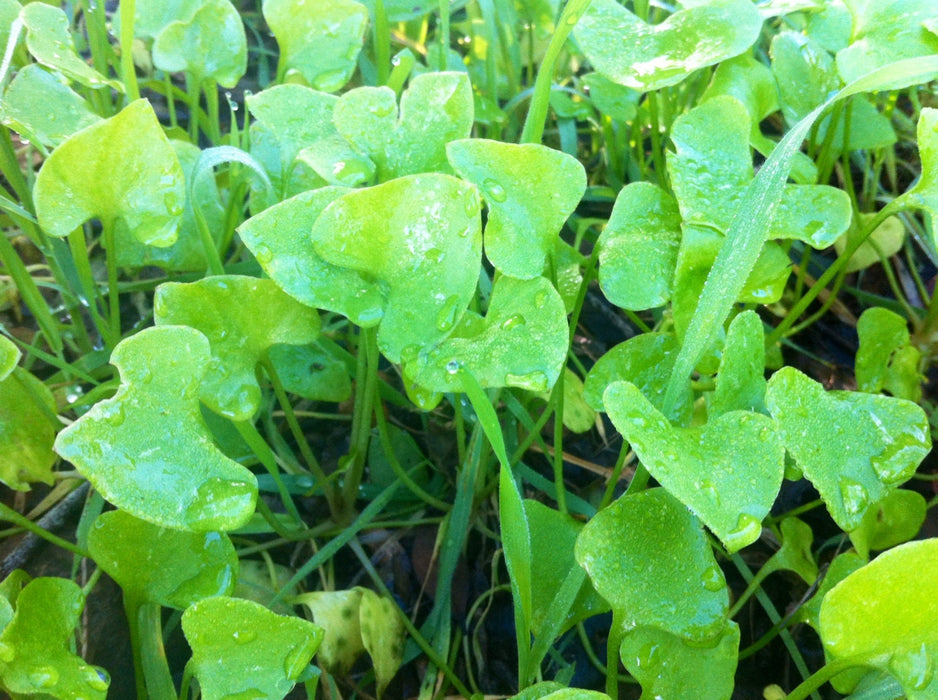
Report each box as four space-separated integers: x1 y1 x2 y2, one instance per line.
119 0 140 102
0 503 92 560
606 610 624 700
373 0 391 85
136 601 177 700
340 325 379 518
552 369 568 513
783 656 864 700
103 223 121 347
232 419 306 528
437 0 450 71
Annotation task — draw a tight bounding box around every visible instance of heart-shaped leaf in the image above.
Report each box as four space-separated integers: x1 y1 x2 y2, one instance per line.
34 99 185 246
154 276 320 420
88 509 237 609
573 0 763 91
765 367 931 532
264 0 368 92
446 139 585 279
903 108 938 239
20 2 121 90
0 368 57 491
575 488 729 642
597 182 681 310
603 381 784 552
403 276 568 394
236 187 387 326
268 343 352 403
0 577 109 699
761 517 818 586
122 0 202 39
820 539 938 698
835 0 938 84
152 0 247 88
709 310 767 418
54 325 258 531
792 550 865 632
333 72 473 181
619 622 739 700
856 306 923 402
0 64 101 151
311 173 482 362
182 596 324 699
848 488 927 560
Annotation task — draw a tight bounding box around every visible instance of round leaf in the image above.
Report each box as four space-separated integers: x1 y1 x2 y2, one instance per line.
0 369 57 491
848 489 927 560
54 326 259 532
0 336 18 380
834 212 905 272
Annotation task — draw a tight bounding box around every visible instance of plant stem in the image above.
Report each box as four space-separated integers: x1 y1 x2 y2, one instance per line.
119 0 140 102
0 503 92 560
339 325 379 520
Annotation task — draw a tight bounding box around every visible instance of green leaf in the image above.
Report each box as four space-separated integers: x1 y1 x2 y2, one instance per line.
603 381 784 553
820 539 938 698
902 108 938 239
54 325 259 532
805 0 851 52
583 333 692 424
358 588 406 698
123 0 202 39
20 2 121 91
0 65 101 150
761 517 819 585
333 72 473 181
0 369 57 491
446 139 585 279
792 551 864 632
500 459 533 674
702 53 778 140
0 577 110 699
835 0 938 84
182 595 324 700
264 0 368 92
856 306 923 402
575 488 729 642
268 343 352 403
355 0 434 21
152 0 247 87
709 310 766 418
581 72 639 122
765 366 931 532
311 173 482 362
573 0 762 91
234 560 296 616
0 336 18 380
848 488 927 560
154 276 320 421
88 509 237 609
597 182 681 310
296 135 376 188
34 99 185 246
403 276 568 394
542 369 596 434
619 623 739 700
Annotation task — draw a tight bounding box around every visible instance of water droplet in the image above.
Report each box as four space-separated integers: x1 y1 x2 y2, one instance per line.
500 314 526 330
184 478 256 530
838 477 869 519
436 295 462 332
0 642 15 663
890 644 933 691
635 641 661 669
103 404 126 427
505 371 549 392
80 665 110 691
445 360 461 375
534 290 549 306
723 513 762 551
153 295 168 318
352 304 384 326
232 629 257 645
313 69 350 93
284 637 321 679
369 102 395 118
405 383 442 411
482 179 507 203
464 191 479 218
253 244 273 264
425 247 445 264
163 191 184 217
698 479 720 505
28 666 59 688
701 565 724 592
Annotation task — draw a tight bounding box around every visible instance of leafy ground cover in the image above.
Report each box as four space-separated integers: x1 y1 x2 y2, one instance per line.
1 0 938 698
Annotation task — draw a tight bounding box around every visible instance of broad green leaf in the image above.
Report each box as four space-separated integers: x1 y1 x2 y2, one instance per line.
573 0 762 91
264 0 368 92
762 517 818 585
0 369 57 491
152 0 247 87
0 336 18 380
446 139 585 279
0 65 101 150
311 174 482 362
575 488 729 642
526 500 609 637
88 510 237 609
581 72 639 122
540 368 596 434
183 596 323 700
294 589 365 675
603 381 784 553
702 53 778 141
820 539 938 698
597 182 681 310
34 99 185 246
512 683 609 700
500 461 533 676
709 310 766 418
268 343 352 403
793 551 864 631
403 276 568 394
805 0 851 52
356 0 434 21
769 185 853 248
358 589 406 698
54 326 259 532
123 0 202 39
835 0 938 84
765 367 931 532
333 72 473 181
235 560 296 616
620 623 739 700
856 306 923 402
237 187 387 326
583 333 692 424
0 577 109 699
0 0 21 66
154 276 320 421
849 488 927 560
20 3 120 91
901 108 938 240
296 135 376 188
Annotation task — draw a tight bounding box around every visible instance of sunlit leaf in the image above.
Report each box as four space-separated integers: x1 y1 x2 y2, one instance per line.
154 276 320 421
902 108 938 241
358 588 406 698
311 173 482 362
183 596 324 700
34 99 185 246
122 0 202 39
0 336 18 380
820 539 938 698
54 326 258 532
264 0 368 92
848 488 927 560
540 369 596 434
88 509 237 609
574 0 762 91
0 577 109 699
709 310 766 418
604 381 784 553
294 589 365 675
0 368 57 491
765 367 931 532
268 342 352 403
793 551 864 631
296 135 376 188
856 306 923 402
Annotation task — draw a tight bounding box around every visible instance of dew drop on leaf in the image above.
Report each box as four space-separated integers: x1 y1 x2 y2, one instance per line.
838 478 870 519
232 629 257 645
500 314 526 330
889 643 933 691
80 665 110 692
505 371 549 392
435 295 461 332
445 360 461 375
184 478 257 531
28 665 59 688
482 179 507 203
253 244 274 264
701 565 725 592
723 513 762 551
635 641 661 670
